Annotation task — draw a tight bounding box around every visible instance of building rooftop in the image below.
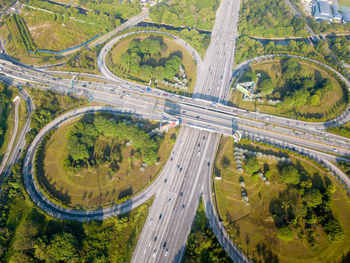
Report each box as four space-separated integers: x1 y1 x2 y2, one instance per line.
313 1 333 21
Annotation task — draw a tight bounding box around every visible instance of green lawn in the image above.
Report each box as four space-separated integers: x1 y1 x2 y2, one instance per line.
40 116 177 209
214 137 350 263
107 34 197 95
231 60 347 121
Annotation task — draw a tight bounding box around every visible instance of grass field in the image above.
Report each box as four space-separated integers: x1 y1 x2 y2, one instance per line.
107 34 197 94
41 117 177 208
0 23 69 65
21 8 100 51
339 0 350 8
231 60 347 121
214 137 350 262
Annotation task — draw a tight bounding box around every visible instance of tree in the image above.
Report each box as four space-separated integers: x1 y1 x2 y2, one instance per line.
163 55 182 80
309 94 320 106
280 164 300 185
277 226 294 241
68 141 89 163
13 221 40 252
40 232 78 262
323 219 345 242
259 78 274 95
244 156 260 175
304 189 323 208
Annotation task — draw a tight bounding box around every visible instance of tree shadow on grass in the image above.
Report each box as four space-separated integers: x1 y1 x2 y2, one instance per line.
255 242 279 263
118 186 133 200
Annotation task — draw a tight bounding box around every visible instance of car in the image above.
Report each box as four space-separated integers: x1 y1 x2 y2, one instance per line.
170 157 173 161
182 204 185 209
179 167 183 172
168 198 171 203
163 241 167 248
198 143 200 147
207 162 210 167
154 236 157 241
196 116 200 118
198 150 200 156
164 249 168 257
159 214 162 220
149 218 153 225
177 164 180 168
164 178 167 183
180 192 183 196
153 250 157 258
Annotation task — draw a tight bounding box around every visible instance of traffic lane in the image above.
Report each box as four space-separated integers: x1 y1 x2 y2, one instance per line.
132 128 199 262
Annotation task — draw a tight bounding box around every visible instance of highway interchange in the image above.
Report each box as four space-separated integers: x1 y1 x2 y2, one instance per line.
0 0 350 262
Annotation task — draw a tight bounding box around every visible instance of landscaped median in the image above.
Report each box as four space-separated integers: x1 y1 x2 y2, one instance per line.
35 113 177 210
22 105 177 220
106 32 197 95
232 57 349 122
213 136 350 263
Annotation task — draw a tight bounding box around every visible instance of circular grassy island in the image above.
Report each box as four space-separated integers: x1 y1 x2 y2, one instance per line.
106 34 197 94
231 58 348 121
214 137 350 262
37 113 178 209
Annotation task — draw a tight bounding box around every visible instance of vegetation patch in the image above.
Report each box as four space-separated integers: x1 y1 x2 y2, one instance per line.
6 14 36 52
150 0 220 31
183 199 232 262
39 114 177 208
0 83 13 163
337 161 350 177
107 35 196 94
239 0 308 38
0 165 153 262
26 87 88 142
327 122 350 138
306 16 350 35
2 0 141 58
214 137 350 263
327 36 350 65
232 58 347 121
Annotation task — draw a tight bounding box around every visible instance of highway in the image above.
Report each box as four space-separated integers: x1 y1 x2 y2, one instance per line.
132 0 248 262
0 0 350 261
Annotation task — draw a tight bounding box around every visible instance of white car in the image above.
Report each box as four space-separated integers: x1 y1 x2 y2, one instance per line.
153 250 157 258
